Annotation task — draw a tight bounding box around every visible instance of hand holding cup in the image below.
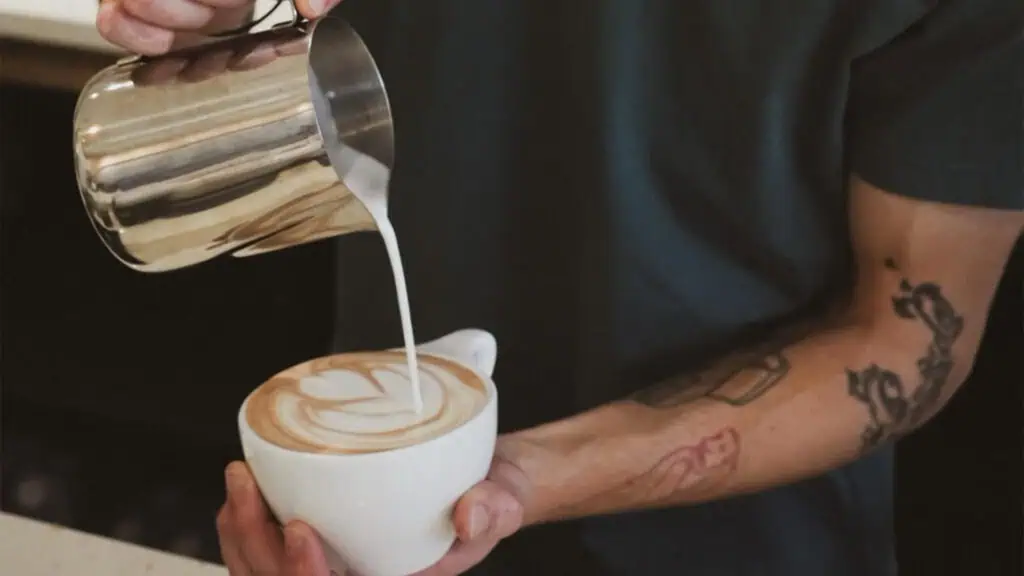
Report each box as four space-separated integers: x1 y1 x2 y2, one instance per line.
217 453 529 576
218 330 528 576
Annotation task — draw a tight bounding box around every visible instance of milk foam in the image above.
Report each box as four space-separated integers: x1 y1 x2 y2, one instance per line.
246 352 489 453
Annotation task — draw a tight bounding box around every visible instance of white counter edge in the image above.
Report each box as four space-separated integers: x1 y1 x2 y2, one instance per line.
0 512 228 576
0 13 121 53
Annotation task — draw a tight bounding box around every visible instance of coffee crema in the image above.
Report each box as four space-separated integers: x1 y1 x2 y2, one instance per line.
246 351 489 454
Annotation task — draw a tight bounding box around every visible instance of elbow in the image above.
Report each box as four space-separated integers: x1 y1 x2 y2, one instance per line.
903 360 973 436
850 314 979 451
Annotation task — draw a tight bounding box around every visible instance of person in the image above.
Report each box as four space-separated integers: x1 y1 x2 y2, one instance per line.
97 0 1023 574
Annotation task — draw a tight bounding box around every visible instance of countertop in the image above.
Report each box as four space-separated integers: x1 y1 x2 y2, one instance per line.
0 512 228 576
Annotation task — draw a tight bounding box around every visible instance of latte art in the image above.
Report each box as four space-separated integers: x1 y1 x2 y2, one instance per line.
246 351 489 454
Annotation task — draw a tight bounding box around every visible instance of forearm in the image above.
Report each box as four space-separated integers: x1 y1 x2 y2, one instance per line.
508 268 972 525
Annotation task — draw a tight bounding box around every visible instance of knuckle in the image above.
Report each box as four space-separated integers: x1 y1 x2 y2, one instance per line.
120 0 154 18
215 505 233 532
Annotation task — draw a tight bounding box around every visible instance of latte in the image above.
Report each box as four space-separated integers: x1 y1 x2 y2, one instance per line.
246 351 490 454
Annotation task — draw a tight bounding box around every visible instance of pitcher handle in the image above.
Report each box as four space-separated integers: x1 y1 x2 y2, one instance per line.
211 0 303 38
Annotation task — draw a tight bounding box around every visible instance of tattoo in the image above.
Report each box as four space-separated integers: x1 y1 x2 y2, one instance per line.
845 365 908 448
628 428 741 502
632 350 791 408
563 428 742 513
629 316 831 409
847 258 964 453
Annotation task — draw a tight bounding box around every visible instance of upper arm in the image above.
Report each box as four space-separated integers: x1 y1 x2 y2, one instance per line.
844 178 1020 451
844 0 1022 382
840 0 1022 435
848 178 1021 380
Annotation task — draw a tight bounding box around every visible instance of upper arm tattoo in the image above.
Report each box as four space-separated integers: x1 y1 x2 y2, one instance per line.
846 258 964 453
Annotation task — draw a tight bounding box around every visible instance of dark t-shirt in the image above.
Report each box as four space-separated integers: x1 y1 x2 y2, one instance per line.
330 0 1023 574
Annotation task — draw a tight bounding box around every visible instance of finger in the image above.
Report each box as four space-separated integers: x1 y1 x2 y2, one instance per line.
217 503 253 575
452 480 524 543
274 36 309 58
179 48 233 82
283 522 332 576
97 2 175 55
131 57 189 86
120 0 215 31
228 42 279 72
292 0 343 20
191 0 255 8
226 462 287 575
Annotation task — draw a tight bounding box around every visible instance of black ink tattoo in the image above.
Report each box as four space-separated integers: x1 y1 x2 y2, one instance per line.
846 365 909 448
848 259 964 453
632 349 791 409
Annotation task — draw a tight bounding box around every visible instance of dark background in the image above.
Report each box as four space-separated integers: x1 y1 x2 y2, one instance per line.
1 80 1021 574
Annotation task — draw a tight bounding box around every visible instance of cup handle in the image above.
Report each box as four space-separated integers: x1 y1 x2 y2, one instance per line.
416 329 498 378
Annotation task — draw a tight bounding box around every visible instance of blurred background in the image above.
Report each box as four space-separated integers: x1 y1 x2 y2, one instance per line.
0 2 1021 575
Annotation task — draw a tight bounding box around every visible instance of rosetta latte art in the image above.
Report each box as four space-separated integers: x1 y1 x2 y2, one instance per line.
246 351 489 454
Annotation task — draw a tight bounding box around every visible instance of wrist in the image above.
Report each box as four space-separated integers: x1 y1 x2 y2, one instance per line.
496 403 665 526
491 433 553 527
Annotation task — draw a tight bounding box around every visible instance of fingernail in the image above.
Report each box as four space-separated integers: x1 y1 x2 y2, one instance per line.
96 2 115 34
466 505 490 540
307 0 327 17
284 525 305 560
225 466 248 505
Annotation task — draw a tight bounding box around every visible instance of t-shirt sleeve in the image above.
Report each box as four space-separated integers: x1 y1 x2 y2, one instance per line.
847 0 1023 211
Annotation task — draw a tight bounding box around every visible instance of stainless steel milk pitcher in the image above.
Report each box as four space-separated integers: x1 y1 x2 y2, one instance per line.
72 4 393 272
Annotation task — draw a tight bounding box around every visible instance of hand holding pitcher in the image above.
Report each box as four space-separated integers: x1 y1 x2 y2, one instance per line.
77 2 393 273
95 0 342 55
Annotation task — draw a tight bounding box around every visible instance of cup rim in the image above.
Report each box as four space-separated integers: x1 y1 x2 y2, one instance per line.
238 350 497 460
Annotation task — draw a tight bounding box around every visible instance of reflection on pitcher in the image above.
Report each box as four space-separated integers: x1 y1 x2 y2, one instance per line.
73 15 392 272
213 169 375 259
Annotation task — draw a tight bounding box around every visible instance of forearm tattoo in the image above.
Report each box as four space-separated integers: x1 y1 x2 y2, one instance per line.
629 319 826 409
626 428 742 502
554 428 742 515
846 258 963 453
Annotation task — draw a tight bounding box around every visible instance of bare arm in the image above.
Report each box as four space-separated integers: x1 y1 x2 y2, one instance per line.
506 176 1023 525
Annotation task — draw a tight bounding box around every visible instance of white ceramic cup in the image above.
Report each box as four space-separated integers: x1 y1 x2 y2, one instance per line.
238 329 499 576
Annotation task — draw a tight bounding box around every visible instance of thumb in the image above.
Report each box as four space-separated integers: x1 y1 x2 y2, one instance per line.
292 0 343 20
453 480 524 544
282 522 333 576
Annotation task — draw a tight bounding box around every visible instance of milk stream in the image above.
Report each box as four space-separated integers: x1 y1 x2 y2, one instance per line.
354 189 423 414
376 218 423 414
318 105 423 414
